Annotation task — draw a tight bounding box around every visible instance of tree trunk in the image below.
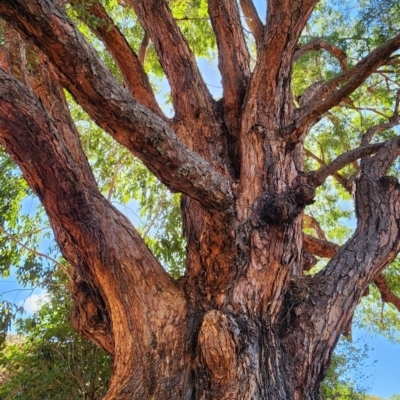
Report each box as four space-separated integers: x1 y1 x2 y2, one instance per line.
1 1 400 399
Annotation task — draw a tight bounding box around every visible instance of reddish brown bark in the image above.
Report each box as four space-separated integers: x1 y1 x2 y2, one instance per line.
1 1 400 399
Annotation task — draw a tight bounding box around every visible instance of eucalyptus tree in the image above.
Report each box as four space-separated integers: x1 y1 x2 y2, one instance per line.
0 0 400 399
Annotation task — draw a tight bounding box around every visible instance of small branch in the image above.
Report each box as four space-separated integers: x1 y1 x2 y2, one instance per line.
295 33 400 130
0 224 71 277
138 32 149 66
106 160 123 202
293 38 348 71
361 90 400 146
303 234 339 258
307 142 383 188
348 105 389 119
303 215 326 240
239 0 263 46
142 187 168 239
374 274 400 312
305 149 348 187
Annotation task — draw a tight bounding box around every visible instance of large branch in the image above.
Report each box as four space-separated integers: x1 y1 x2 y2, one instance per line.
125 0 214 120
3 22 29 86
208 0 250 137
286 138 400 390
240 0 319 134
0 68 187 369
295 33 400 129
304 232 400 312
0 0 233 211
71 0 163 116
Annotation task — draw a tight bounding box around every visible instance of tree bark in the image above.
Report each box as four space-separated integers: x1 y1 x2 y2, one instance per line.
1 1 400 399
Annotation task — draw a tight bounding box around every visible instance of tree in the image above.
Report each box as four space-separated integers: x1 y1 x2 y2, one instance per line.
0 0 400 398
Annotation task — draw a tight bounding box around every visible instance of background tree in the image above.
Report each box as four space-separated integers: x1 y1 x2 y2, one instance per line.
0 0 400 399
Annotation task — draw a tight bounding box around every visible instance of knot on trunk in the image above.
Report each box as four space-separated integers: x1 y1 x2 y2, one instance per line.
198 310 239 383
380 175 399 191
71 278 114 355
260 184 315 225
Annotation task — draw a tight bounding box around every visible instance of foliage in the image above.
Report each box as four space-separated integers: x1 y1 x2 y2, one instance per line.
0 274 111 400
293 0 400 337
320 337 370 400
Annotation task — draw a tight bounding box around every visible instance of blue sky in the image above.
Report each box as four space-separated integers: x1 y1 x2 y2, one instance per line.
354 329 400 398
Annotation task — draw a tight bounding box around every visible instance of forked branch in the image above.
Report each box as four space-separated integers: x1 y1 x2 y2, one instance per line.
0 70 187 360
296 33 400 128
305 149 348 187
0 1 234 211
71 0 163 116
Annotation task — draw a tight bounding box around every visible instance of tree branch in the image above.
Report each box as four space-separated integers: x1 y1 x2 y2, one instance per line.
138 32 149 66
239 0 263 46
0 69 187 361
374 274 400 312
305 149 348 187
303 234 339 258
3 22 29 86
303 215 327 240
293 38 348 71
286 140 400 389
125 0 215 120
242 0 319 125
295 33 400 129
208 0 250 137
71 0 163 117
307 142 383 188
360 89 400 145
0 1 234 211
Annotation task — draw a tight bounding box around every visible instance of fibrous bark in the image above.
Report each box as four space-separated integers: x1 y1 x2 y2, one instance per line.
1 0 400 399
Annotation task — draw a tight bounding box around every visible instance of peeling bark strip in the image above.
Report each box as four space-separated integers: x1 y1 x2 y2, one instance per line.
1 0 400 399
